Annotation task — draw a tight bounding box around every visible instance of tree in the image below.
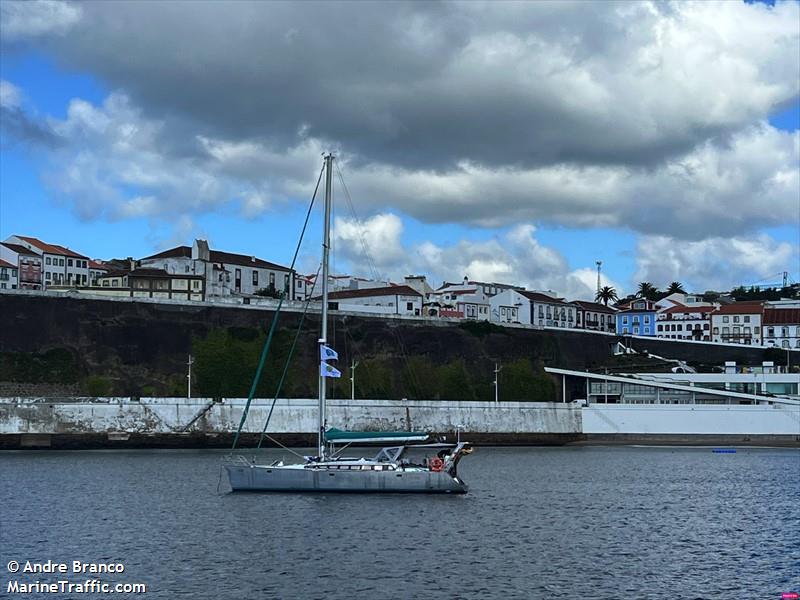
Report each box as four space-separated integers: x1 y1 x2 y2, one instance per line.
637 281 659 301
666 281 686 294
595 286 618 306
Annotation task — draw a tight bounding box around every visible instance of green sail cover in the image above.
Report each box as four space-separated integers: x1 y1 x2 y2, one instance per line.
325 428 429 444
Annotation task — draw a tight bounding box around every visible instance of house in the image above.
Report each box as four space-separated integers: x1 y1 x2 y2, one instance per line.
616 299 658 336
440 277 525 298
710 302 764 345
140 239 294 299
762 307 800 349
96 268 205 301
5 235 90 288
490 289 576 327
88 260 109 285
656 293 714 312
573 300 617 332
0 258 18 290
404 275 435 298
656 305 715 341
321 285 423 316
430 280 491 320
0 242 42 290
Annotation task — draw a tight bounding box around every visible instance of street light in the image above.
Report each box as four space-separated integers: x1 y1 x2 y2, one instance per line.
493 363 502 403
350 360 359 401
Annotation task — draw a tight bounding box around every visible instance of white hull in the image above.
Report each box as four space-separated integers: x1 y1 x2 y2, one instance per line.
225 463 467 493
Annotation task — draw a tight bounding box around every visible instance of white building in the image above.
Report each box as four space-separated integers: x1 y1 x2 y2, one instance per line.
323 285 423 316
656 293 714 312
430 281 491 320
0 242 42 290
763 307 800 349
656 305 715 341
0 258 18 290
490 289 576 327
140 239 294 299
573 300 617 332
88 260 109 285
710 302 764 345
440 277 525 298
5 235 90 288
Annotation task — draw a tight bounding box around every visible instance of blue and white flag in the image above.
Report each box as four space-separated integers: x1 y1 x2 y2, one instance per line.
321 362 342 378
320 345 338 361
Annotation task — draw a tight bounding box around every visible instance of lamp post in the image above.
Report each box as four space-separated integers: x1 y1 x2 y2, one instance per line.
493 363 502 403
187 354 194 399
350 360 359 401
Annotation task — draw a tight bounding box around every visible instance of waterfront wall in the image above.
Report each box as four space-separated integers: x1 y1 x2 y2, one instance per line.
583 403 800 435
0 397 581 443
2 397 798 449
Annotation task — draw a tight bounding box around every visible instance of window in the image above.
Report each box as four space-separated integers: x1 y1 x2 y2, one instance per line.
744 326 751 335
68 259 73 267
782 340 790 348
623 316 628 324
269 272 275 288
722 316 729 323
657 325 663 332
767 327 775 337
538 307 544 317
733 316 740 323
633 327 639 334
713 327 719 334
192 280 200 289
782 327 789 337
644 316 650 324
185 265 190 273
252 270 258 286
46 257 51 265
284 274 290 291
501 308 507 316
744 315 750 323
677 324 682 331
406 302 413 311
59 258 64 266
722 327 729 335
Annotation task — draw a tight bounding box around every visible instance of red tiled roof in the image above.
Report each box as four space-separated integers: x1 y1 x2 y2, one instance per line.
142 245 291 271
763 308 800 325
0 258 16 269
88 260 108 270
16 236 88 259
317 285 422 300
1 242 38 256
519 290 566 304
573 300 617 313
663 305 716 315
714 302 764 315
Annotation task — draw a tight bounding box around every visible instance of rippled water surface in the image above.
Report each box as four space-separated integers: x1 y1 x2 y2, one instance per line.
2 446 798 599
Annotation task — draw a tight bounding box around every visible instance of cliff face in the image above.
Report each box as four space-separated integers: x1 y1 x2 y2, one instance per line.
0 293 784 399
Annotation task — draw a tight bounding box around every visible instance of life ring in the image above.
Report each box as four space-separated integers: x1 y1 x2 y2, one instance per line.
429 457 444 472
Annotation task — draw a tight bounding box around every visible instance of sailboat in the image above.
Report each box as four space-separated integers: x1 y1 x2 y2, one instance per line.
225 154 473 493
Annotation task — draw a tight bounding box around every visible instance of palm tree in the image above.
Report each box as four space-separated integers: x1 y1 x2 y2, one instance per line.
637 281 658 300
595 286 618 306
666 281 686 294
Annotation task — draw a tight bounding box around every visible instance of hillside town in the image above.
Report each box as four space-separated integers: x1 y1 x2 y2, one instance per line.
2 234 798 350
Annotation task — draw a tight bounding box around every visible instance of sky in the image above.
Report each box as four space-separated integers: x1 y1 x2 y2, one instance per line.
0 0 798 300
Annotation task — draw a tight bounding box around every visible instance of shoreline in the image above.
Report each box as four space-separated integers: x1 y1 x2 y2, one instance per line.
2 432 797 450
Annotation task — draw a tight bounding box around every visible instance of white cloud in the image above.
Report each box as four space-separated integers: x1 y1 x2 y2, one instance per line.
331 214 621 300
0 80 21 109
635 234 798 291
0 0 81 41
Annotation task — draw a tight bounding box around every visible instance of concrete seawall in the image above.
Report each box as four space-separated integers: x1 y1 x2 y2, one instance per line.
2 397 798 449
0 398 583 448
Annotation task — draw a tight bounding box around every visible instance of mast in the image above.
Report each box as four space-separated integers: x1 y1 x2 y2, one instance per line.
318 153 334 459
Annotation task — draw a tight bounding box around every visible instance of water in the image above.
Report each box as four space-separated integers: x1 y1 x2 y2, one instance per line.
1 446 798 599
